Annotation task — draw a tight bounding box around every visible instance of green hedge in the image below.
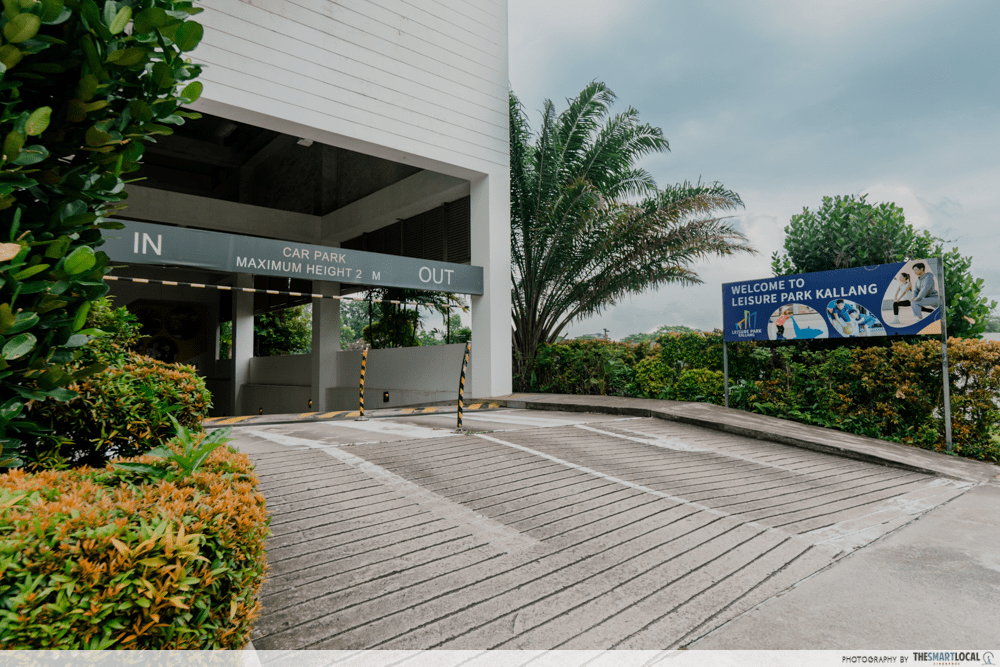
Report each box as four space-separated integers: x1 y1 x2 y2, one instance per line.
0 443 269 649
24 353 211 469
519 332 1000 463
17 299 212 470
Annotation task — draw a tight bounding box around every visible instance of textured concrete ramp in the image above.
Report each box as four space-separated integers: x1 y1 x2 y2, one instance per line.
236 415 973 649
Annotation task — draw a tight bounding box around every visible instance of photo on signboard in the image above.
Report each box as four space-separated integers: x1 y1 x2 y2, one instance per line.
826 299 886 337
880 259 942 331
768 303 828 340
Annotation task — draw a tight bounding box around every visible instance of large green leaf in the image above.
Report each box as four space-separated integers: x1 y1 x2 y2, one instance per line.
3 131 25 161
37 368 69 390
179 81 203 104
128 100 154 122
11 264 49 280
174 21 203 52
3 13 41 43
108 6 130 33
133 6 168 33
2 332 35 360
10 144 49 165
85 125 112 146
108 46 148 66
7 311 39 334
71 300 91 330
38 0 64 23
24 107 52 136
0 304 14 333
151 62 174 89
76 73 98 100
0 45 22 70
63 246 96 275
0 398 23 420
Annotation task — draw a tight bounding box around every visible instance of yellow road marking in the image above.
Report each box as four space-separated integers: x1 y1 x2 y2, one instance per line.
317 411 346 419
215 416 253 425
298 412 318 419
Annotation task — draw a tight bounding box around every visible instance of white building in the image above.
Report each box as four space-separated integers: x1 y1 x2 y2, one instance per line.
105 0 511 415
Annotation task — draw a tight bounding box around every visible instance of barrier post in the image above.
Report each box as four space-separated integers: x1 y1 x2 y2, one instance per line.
456 341 470 432
356 348 369 421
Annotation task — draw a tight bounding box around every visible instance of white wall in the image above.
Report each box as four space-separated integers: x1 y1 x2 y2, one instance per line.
248 354 312 385
195 0 509 179
243 344 470 414
329 343 470 411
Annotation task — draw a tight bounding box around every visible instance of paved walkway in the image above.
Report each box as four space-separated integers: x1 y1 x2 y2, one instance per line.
225 402 1000 650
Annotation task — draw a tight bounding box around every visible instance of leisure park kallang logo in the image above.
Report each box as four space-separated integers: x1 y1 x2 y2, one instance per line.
733 310 762 338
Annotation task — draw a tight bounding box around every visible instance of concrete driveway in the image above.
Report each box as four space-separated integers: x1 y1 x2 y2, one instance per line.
227 406 999 650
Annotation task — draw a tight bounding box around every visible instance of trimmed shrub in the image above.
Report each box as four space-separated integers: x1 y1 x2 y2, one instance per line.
527 333 1000 463
19 299 212 470
633 356 675 398
524 339 656 396
674 369 725 404
0 443 269 649
23 353 210 469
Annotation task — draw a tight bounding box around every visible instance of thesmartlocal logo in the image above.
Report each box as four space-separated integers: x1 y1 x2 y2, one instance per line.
912 652 991 665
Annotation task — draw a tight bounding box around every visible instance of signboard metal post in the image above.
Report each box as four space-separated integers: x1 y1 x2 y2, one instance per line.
722 285 730 408
722 340 729 409
939 256 953 452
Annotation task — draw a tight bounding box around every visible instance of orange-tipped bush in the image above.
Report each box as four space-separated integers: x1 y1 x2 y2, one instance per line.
0 445 269 649
23 352 212 469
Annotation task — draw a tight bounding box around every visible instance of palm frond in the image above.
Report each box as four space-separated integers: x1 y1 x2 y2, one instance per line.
510 83 756 379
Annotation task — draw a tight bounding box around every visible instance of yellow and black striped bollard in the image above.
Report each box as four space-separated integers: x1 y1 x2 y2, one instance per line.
356 347 369 421
456 341 470 432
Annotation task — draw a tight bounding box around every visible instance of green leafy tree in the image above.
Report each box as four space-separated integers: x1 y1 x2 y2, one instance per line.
982 309 1000 334
510 82 754 384
254 305 311 357
622 324 700 344
418 313 471 346
359 288 458 349
340 297 373 349
771 194 995 338
0 0 205 458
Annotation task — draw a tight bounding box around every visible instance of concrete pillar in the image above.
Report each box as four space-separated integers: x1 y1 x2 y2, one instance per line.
311 279 341 411
231 273 254 415
469 172 512 398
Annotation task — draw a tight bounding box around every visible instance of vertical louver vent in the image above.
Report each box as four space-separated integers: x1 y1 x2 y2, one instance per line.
341 196 471 266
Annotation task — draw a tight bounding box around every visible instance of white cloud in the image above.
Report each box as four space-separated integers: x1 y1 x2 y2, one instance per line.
858 183 936 230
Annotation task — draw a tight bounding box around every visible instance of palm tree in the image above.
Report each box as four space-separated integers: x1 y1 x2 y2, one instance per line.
511 82 756 384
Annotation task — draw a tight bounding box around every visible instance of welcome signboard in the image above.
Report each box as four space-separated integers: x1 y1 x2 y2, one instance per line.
722 259 945 342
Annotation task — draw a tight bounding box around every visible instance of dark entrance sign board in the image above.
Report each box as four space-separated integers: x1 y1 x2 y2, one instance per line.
722 259 944 342
102 220 485 295
720 258 953 452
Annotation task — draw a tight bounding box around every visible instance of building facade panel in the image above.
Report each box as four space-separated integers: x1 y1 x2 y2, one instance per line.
198 19 507 128
194 37 505 154
198 0 509 173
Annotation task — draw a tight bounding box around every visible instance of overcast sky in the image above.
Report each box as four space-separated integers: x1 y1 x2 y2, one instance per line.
507 0 1000 338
